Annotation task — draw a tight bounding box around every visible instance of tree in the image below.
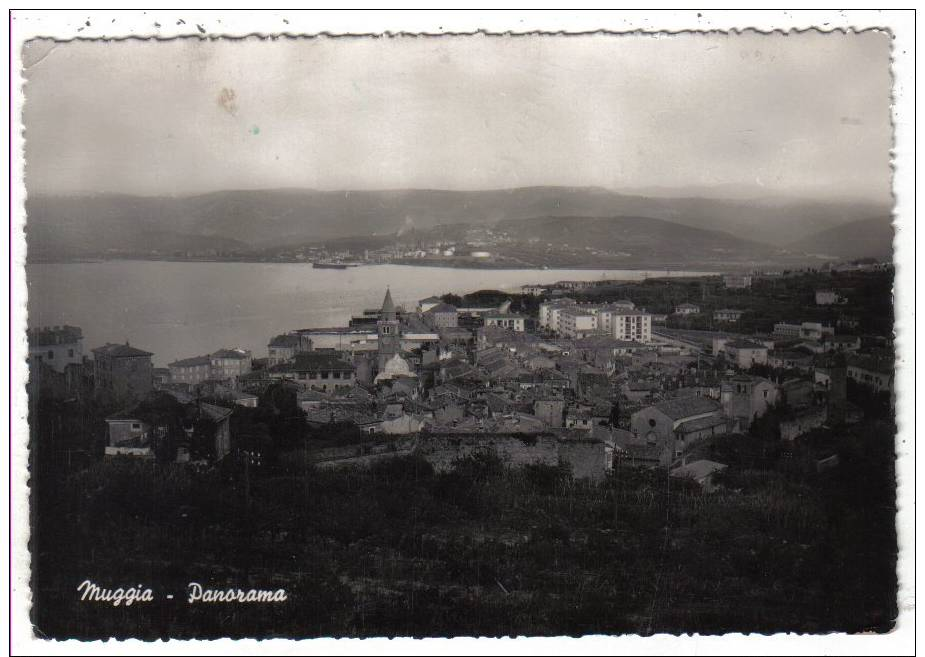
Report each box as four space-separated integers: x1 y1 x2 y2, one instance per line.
609 401 621 427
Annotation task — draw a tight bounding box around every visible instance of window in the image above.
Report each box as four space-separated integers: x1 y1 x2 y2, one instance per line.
131 423 141 430
47 350 54 359
68 349 74 357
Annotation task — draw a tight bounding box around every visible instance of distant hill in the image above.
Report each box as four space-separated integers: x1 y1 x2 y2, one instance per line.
24 187 889 261
496 215 766 254
264 215 782 270
787 216 894 260
25 194 248 261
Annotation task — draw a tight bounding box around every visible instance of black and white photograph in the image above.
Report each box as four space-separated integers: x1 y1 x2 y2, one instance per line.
10 9 915 653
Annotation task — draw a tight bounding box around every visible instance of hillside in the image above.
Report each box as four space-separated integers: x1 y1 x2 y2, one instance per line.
495 215 765 254
24 187 889 262
787 216 894 260
264 215 783 270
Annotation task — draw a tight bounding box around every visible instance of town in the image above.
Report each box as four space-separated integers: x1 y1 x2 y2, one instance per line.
29 259 894 478
29 259 897 637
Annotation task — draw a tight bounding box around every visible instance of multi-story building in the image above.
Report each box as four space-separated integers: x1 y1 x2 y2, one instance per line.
538 298 576 331
773 321 835 340
168 355 213 386
722 340 769 369
821 335 861 353
605 309 652 343
723 274 752 289
558 307 598 339
767 349 814 371
267 333 312 365
713 308 744 323
541 300 651 343
674 302 701 315
484 314 527 332
268 352 357 392
92 342 154 399
27 325 84 373
424 303 459 329
210 348 253 381
815 289 842 305
720 374 778 431
846 353 893 393
521 285 547 297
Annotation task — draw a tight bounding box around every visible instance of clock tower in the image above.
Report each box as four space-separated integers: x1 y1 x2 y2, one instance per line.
377 288 401 370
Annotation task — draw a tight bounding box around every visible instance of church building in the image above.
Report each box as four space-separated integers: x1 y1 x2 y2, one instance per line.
377 288 401 370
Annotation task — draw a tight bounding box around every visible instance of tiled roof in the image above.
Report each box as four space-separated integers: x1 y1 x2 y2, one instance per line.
670 459 727 480
403 315 438 334
211 348 249 360
105 409 142 421
725 340 766 349
290 353 355 372
676 415 727 434
653 396 720 420
620 442 667 462
169 355 211 368
92 343 153 358
426 303 458 314
769 349 813 360
200 402 233 422
602 308 650 316
28 325 83 347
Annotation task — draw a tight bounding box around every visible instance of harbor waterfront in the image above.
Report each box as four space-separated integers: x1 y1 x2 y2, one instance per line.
26 261 716 365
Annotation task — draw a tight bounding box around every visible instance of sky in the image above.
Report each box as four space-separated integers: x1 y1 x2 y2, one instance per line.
22 31 893 201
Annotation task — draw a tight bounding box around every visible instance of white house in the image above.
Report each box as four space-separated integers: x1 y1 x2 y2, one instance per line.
28 325 84 374
713 308 744 323
722 340 769 369
674 302 701 315
815 289 843 305
484 314 527 332
723 274 753 289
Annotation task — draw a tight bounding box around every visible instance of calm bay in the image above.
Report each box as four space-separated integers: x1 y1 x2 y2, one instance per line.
26 261 715 365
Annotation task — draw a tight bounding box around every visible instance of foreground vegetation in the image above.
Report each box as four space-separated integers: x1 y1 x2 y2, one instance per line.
31 419 896 639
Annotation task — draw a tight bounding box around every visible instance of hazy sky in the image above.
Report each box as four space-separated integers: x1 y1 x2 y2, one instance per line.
22 32 892 200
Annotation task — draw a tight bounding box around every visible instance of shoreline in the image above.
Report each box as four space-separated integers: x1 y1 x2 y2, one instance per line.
25 257 786 274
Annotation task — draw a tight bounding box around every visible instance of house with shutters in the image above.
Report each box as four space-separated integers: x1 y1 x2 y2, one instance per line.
267 352 356 392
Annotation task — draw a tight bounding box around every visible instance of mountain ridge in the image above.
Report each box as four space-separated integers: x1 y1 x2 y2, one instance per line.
24 186 891 262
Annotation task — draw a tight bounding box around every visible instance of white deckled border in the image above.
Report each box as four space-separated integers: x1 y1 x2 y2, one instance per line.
5 8 916 656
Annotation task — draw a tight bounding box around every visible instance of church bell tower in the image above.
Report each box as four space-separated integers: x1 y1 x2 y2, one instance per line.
377 288 400 370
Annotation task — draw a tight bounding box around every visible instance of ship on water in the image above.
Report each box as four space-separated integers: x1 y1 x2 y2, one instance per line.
312 260 361 269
